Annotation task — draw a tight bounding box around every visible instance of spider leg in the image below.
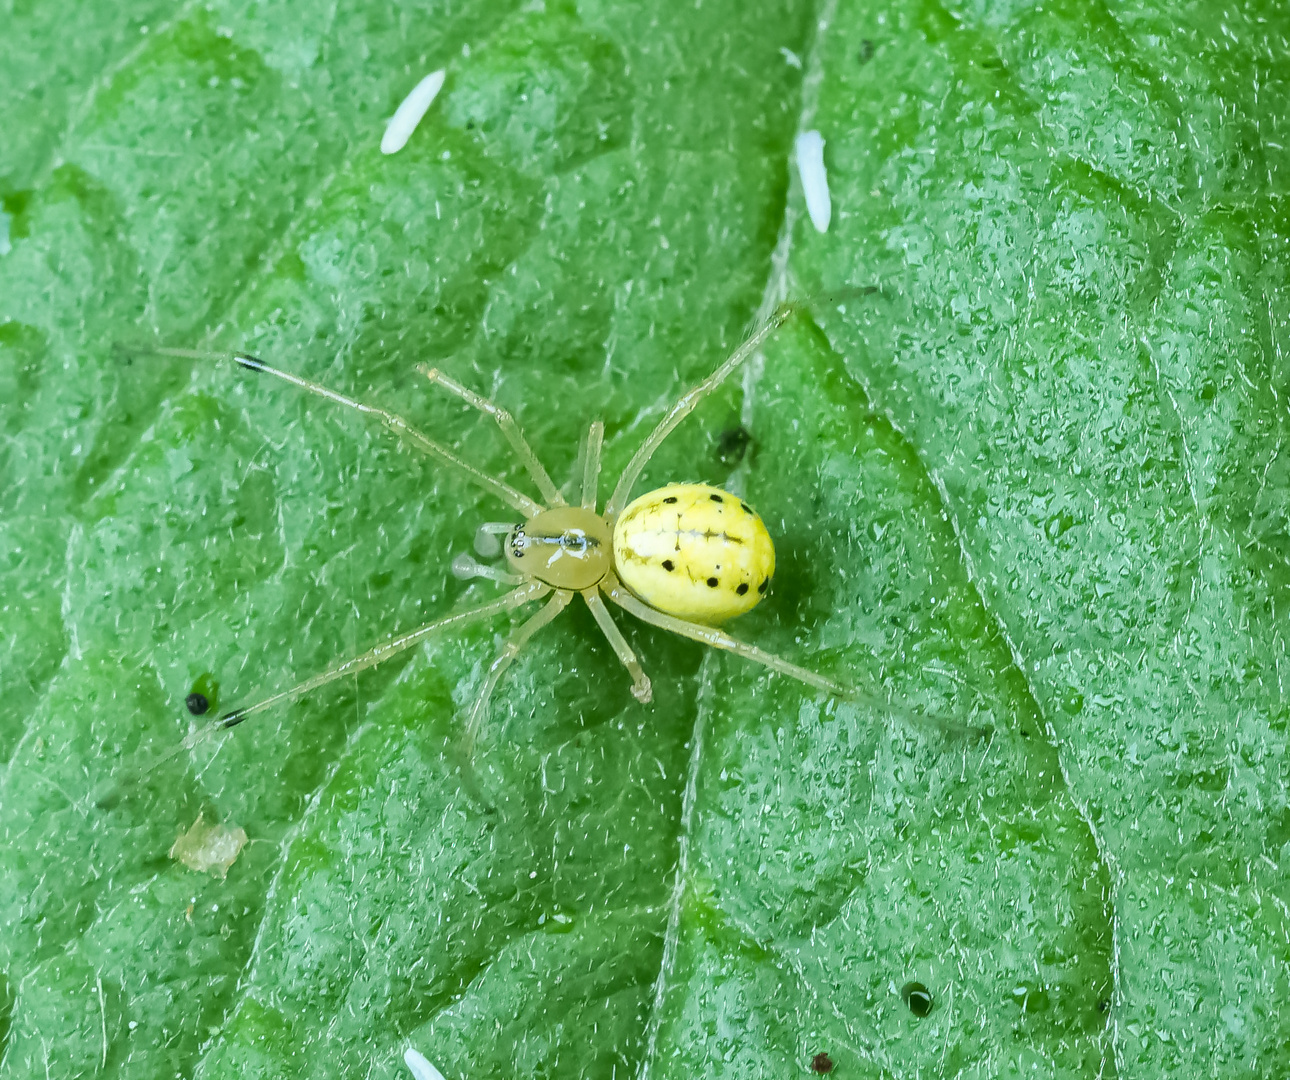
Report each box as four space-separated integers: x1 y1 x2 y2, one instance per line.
582 420 604 510
213 581 549 732
419 365 563 507
602 572 847 697
148 349 544 517
108 581 550 798
605 302 800 516
460 588 573 759
583 587 651 702
605 287 881 516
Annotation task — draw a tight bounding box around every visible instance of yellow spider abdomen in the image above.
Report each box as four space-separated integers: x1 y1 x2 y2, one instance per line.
611 483 775 623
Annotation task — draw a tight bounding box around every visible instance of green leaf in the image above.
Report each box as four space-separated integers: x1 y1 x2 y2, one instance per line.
1 1 1285 1077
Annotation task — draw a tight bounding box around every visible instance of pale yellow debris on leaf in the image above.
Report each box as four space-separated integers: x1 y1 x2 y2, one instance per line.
169 812 248 880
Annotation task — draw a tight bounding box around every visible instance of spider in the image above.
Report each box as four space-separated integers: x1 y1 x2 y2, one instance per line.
158 298 851 763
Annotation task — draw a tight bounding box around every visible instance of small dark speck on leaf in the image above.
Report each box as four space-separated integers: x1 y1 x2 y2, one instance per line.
1098 997 1112 1012
811 1052 834 1073
716 425 752 468
858 39 874 62
706 576 719 588
902 981 933 1017
186 692 210 715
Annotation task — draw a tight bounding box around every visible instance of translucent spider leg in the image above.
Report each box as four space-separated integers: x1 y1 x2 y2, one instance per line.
213 581 549 732
151 349 543 517
602 572 848 698
582 420 604 510
418 364 563 507
581 587 652 702
460 588 573 758
606 302 800 516
108 581 550 795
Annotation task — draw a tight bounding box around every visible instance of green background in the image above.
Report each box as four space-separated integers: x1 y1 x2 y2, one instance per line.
1 0 1287 1076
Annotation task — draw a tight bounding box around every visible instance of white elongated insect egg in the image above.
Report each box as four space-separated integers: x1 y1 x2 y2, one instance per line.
795 129 831 233
381 70 447 155
403 1047 447 1080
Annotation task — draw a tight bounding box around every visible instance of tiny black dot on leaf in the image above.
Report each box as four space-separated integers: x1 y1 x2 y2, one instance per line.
185 693 209 716
717 426 752 467
706 577 719 588
901 981 933 1017
736 583 749 595
662 560 675 571
811 1052 834 1074
709 493 723 503
663 496 678 504
758 579 769 593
